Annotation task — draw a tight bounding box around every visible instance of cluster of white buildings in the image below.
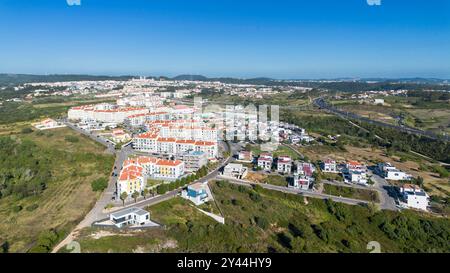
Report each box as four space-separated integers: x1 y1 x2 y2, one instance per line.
68 103 149 124
117 94 164 108
279 123 314 144
117 156 185 197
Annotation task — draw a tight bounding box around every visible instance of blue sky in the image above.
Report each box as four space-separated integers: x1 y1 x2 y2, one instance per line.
0 0 449 78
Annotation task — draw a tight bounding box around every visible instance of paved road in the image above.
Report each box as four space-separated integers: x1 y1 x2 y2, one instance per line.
218 176 375 207
52 125 133 253
368 170 399 211
52 139 238 253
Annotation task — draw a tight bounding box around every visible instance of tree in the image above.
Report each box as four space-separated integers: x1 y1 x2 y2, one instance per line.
120 192 128 206
132 191 140 203
91 178 108 192
142 188 149 199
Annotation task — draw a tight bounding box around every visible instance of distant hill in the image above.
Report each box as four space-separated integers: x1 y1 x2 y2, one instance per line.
172 74 209 81
0 74 134 86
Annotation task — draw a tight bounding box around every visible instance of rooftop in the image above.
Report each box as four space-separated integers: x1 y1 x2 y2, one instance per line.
110 207 149 218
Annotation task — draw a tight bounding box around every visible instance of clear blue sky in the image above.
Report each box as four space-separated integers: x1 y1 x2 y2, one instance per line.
0 0 449 79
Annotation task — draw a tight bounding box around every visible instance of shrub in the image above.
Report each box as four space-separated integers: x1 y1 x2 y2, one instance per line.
91 178 108 192
255 216 269 230
21 127 33 134
64 135 79 143
26 204 39 212
12 205 23 213
249 191 262 202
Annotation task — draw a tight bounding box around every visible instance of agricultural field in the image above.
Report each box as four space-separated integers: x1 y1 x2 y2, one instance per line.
70 180 450 253
0 127 114 252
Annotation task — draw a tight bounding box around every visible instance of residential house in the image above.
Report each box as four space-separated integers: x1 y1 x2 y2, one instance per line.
400 184 429 211
291 175 311 190
257 153 273 171
321 159 338 173
181 182 209 205
277 156 292 174
222 163 248 179
378 162 412 181
109 207 151 228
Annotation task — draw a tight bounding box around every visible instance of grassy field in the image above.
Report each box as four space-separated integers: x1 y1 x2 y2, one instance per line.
72 180 450 253
323 184 379 203
0 127 114 252
245 143 301 160
333 97 450 134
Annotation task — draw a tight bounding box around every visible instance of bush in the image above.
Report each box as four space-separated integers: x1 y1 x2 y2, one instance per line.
91 178 108 192
433 165 449 178
255 216 269 230
249 191 262 202
64 135 79 143
26 204 39 212
12 205 23 213
21 127 33 134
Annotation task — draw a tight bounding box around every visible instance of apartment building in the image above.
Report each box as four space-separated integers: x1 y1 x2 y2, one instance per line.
68 104 149 123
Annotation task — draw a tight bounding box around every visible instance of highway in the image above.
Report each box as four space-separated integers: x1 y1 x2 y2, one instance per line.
313 97 450 141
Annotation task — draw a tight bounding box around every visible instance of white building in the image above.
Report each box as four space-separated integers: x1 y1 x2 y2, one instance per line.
257 153 273 171
222 163 248 179
68 104 149 123
378 162 412 181
400 184 429 211
109 207 151 228
321 159 338 173
277 156 292 174
117 156 185 197
345 171 368 185
181 182 210 206
291 175 311 190
32 118 66 130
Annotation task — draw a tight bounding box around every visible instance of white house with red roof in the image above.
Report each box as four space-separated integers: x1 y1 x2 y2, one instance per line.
277 156 292 174
257 153 273 171
321 159 338 173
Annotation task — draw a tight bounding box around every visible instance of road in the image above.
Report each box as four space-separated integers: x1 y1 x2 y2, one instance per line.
52 124 133 253
367 169 399 211
218 176 373 207
52 138 238 253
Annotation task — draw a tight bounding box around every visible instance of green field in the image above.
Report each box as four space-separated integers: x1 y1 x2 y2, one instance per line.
323 184 380 203
72 180 450 253
0 127 114 252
